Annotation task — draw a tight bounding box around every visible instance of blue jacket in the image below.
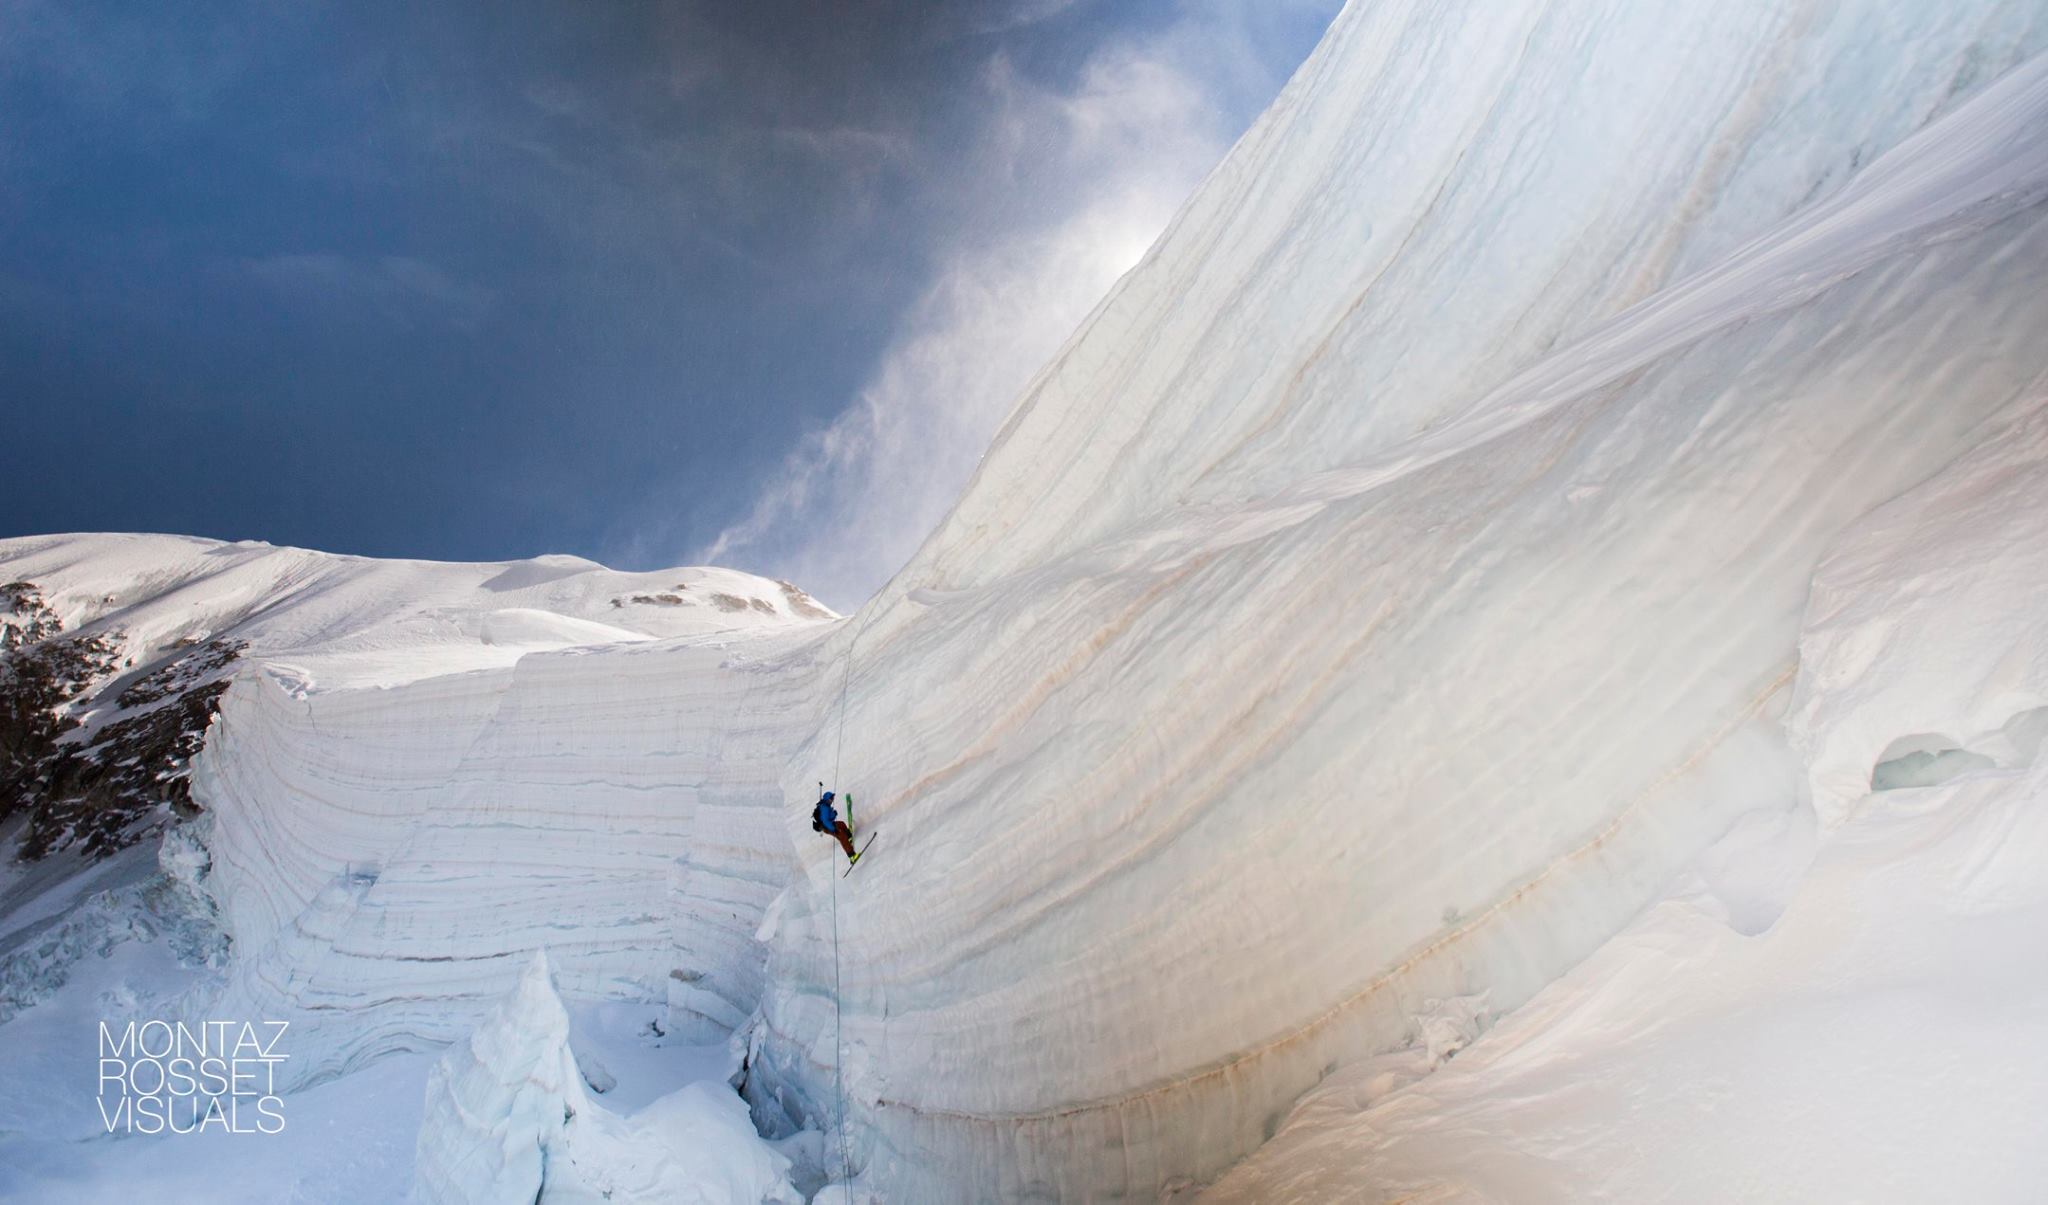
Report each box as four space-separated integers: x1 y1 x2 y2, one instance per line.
814 791 838 829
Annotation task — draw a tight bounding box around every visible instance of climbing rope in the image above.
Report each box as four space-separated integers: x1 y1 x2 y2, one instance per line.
833 614 856 786
830 848 851 1193
825 605 873 1196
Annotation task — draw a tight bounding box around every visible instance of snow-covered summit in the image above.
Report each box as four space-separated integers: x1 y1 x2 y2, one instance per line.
0 532 833 865
0 532 834 693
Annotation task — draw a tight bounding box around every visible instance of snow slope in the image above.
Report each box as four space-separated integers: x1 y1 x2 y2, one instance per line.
5 0 2048 1200
0 532 829 691
0 534 834 1068
1204 394 2048 1203
754 5 2048 1196
0 536 836 1198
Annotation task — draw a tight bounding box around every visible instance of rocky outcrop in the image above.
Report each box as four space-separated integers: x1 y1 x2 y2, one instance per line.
0 581 239 859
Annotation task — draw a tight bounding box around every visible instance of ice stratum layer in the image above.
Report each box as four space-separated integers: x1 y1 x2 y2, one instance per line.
8 0 2048 1198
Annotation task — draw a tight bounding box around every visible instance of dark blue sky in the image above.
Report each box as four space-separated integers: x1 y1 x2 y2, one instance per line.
0 0 1337 606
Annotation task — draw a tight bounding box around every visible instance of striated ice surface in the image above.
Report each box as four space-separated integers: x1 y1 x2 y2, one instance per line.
413 949 799 1204
1206 386 2048 1202
758 9 2048 1197
7 1 2048 1200
185 601 832 1089
1789 397 2048 825
0 534 834 1083
414 950 589 1204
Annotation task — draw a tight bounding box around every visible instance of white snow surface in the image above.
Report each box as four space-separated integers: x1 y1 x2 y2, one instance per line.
0 933 777 1203
414 949 799 1204
3 1 2048 1200
765 7 2048 1197
0 533 836 1084
1788 400 2048 828
1203 394 2048 1203
0 532 831 691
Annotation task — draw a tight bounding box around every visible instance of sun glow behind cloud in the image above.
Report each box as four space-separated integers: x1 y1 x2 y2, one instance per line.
678 3 1338 609
0 0 1337 584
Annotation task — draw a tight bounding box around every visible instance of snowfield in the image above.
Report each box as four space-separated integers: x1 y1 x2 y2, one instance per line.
5 0 2048 1200
1203 396 2048 1201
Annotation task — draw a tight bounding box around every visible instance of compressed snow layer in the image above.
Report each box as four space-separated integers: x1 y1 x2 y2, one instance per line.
11 5 2048 1201
0 533 834 1089
1789 398 2048 826
1205 392 2048 1201
414 950 798 1205
753 21 2048 1200
896 0 2048 587
193 627 829 1089
1204 768 2048 1201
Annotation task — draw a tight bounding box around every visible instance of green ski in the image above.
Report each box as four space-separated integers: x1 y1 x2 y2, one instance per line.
844 832 877 875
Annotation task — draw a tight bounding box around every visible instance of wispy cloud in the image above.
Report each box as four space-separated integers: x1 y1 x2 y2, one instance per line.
681 3 1333 607
697 192 1180 606
935 0 1089 40
241 253 497 332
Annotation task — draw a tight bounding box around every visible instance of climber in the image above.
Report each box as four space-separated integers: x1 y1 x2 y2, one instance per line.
812 787 860 864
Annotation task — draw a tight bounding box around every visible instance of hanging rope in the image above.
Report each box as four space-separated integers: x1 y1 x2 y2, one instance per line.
825 604 874 1196
829 847 851 1194
833 620 856 788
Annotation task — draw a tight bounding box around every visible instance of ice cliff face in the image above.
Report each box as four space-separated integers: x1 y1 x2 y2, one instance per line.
7 1 2048 1200
414 950 799 1204
1202 393 2048 1201
775 4 2048 1196
1788 398 2048 827
414 950 590 1204
195 624 831 1088
0 534 832 1061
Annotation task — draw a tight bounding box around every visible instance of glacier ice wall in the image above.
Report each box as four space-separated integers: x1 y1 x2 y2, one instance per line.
744 4 2048 1197
414 950 800 1204
0 533 835 1090
898 0 2047 586
195 629 833 1089
17 2 2048 1200
1788 397 2048 826
1202 392 2048 1203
